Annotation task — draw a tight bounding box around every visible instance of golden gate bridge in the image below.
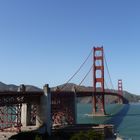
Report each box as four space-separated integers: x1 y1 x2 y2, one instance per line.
0 46 128 135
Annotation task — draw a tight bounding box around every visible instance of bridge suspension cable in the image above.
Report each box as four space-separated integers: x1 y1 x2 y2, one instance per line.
78 65 93 86
60 49 92 90
103 51 115 91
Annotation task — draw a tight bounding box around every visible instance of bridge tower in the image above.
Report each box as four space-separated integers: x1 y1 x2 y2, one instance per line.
93 47 105 115
118 79 123 96
118 79 123 103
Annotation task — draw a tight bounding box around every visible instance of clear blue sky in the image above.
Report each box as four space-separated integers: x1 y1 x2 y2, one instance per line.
0 0 140 94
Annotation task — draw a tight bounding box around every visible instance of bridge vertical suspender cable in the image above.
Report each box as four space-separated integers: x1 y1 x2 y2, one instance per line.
103 51 115 91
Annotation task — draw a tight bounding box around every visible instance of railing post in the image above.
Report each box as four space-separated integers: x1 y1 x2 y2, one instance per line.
43 84 51 135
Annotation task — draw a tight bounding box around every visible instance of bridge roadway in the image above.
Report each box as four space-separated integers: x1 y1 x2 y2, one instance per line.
51 90 128 104
0 90 128 105
0 91 43 105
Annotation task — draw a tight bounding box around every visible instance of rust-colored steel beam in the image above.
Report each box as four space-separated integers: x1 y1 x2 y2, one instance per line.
51 92 76 127
0 105 22 132
0 86 43 132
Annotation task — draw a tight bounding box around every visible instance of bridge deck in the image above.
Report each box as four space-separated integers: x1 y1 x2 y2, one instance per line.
0 91 43 96
0 90 127 105
0 91 43 105
0 90 119 97
51 90 121 97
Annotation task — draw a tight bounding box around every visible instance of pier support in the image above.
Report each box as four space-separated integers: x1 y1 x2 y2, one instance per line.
21 104 27 127
73 86 77 124
20 85 27 127
43 84 51 135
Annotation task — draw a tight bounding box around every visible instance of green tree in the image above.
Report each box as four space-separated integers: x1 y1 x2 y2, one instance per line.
35 134 42 140
70 131 87 140
70 130 104 140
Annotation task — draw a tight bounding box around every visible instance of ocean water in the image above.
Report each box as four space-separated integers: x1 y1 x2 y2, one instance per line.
77 103 140 140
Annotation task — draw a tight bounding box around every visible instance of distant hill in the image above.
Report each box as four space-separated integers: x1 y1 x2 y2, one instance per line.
0 82 42 92
0 82 139 103
123 91 140 103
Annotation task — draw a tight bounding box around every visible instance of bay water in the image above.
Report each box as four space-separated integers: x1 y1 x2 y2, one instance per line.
77 103 140 140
